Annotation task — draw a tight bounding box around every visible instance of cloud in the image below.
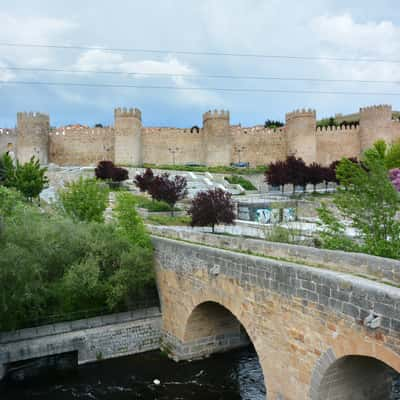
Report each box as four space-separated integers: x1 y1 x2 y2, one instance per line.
311 14 400 82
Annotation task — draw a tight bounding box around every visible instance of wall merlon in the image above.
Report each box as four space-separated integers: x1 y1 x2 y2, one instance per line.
285 108 316 122
360 104 392 114
114 107 142 120
203 109 230 122
316 125 360 134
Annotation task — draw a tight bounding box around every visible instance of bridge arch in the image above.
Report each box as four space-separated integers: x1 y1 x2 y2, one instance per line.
311 349 400 400
181 299 267 395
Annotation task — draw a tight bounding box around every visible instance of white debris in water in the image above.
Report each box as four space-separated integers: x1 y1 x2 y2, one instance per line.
153 379 160 385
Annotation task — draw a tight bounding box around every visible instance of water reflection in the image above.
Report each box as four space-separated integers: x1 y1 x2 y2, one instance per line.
1 347 266 399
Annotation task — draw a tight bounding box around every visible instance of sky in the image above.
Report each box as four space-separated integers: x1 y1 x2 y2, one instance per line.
0 0 400 128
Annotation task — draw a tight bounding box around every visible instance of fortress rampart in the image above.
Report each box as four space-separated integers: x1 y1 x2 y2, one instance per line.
2 104 400 167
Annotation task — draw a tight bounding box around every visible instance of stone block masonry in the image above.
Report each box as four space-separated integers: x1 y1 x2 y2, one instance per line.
0 307 161 381
153 236 400 400
6 103 400 167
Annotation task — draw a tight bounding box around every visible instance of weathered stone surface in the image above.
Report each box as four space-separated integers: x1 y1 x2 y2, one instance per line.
0 308 162 376
153 236 400 400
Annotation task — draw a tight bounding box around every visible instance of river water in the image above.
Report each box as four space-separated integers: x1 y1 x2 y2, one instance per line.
1 347 266 399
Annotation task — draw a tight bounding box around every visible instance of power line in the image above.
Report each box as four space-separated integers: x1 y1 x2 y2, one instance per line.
2 66 400 85
1 79 400 96
1 42 400 64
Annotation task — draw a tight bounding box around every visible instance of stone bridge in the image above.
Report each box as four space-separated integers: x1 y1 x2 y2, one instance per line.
153 236 400 400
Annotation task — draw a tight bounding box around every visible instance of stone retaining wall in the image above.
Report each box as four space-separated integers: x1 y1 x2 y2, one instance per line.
149 225 400 286
0 307 162 381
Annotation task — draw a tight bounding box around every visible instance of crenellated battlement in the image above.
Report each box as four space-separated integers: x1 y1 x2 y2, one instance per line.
360 104 392 114
0 128 17 136
17 111 49 122
49 127 115 137
316 125 360 134
285 108 316 122
114 107 142 120
9 103 400 167
203 109 230 123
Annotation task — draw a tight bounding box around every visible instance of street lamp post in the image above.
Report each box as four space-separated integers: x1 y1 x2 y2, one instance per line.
235 146 246 164
168 147 179 165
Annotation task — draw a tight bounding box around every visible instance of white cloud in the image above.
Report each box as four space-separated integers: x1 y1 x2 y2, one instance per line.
311 14 400 82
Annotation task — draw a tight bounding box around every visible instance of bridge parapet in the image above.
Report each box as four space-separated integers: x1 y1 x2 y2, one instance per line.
149 225 400 286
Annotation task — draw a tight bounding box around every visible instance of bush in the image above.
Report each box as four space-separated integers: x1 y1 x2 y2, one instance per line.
134 168 155 192
225 175 257 190
59 177 109 223
95 160 129 182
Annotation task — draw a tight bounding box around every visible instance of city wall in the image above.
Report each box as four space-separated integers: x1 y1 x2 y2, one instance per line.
6 104 400 167
0 129 17 156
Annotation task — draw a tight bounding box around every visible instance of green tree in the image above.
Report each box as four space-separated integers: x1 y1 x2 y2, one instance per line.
59 177 109 223
365 139 400 170
317 150 400 259
11 157 48 201
113 192 152 249
0 187 155 330
0 153 16 187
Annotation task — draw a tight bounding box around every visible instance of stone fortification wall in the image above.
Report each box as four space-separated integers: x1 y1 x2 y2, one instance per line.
49 127 114 166
11 104 400 168
0 307 161 380
17 112 50 164
203 110 231 166
114 108 142 166
286 109 317 164
0 129 17 156
231 125 287 166
316 125 361 165
142 127 203 165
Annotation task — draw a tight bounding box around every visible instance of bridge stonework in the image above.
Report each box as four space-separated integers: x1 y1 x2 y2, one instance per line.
153 237 400 400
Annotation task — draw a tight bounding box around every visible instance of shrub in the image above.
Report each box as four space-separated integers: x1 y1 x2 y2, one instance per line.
95 160 129 182
188 188 235 233
134 168 155 192
59 177 109 223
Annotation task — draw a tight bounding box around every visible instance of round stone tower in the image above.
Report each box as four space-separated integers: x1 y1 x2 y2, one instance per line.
16 112 50 164
285 108 317 164
114 107 142 166
202 110 232 166
359 105 394 152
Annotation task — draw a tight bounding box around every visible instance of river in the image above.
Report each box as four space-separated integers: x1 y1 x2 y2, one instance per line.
1 346 266 399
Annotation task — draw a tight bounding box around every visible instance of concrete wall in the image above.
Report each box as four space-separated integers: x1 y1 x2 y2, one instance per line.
0 308 161 381
149 226 400 286
153 236 400 400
